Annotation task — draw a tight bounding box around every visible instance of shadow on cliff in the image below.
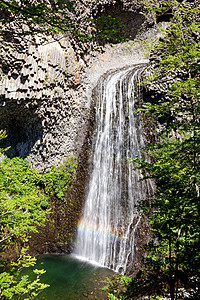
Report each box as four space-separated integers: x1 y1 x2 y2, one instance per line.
94 0 146 44
0 105 43 158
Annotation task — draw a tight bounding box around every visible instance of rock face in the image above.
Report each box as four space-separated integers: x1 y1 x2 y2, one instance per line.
0 33 88 172
0 0 158 172
0 0 161 258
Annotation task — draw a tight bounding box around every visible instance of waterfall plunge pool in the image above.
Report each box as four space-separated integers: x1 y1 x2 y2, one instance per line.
26 254 114 300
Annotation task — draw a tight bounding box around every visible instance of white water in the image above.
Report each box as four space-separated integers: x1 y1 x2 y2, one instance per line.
75 65 151 274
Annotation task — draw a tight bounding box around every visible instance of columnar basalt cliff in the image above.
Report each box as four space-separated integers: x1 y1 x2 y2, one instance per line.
0 33 89 172
0 0 161 257
0 0 158 171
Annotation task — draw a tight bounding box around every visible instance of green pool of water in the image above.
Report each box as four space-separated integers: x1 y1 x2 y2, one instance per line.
29 254 114 300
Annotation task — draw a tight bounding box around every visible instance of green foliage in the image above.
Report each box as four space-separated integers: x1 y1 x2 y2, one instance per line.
106 1 200 299
0 0 76 33
89 15 128 43
0 1 128 45
131 134 200 298
40 157 77 201
0 260 49 299
103 274 132 300
0 131 77 299
0 130 10 155
108 294 118 300
0 160 48 249
0 132 49 298
40 200 48 210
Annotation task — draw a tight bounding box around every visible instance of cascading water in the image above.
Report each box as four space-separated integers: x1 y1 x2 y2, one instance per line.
75 64 151 274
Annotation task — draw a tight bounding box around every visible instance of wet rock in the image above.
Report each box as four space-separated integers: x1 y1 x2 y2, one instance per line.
0 0 162 260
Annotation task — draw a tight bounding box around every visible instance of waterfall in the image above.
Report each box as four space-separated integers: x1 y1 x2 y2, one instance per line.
75 64 150 274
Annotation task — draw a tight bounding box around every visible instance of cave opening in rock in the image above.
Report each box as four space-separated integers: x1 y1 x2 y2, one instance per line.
94 0 145 44
0 106 43 158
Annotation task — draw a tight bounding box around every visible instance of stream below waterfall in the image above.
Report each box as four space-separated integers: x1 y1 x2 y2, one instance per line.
26 254 114 300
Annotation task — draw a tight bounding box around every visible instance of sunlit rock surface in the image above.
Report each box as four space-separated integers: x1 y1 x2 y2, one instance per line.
0 0 158 172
